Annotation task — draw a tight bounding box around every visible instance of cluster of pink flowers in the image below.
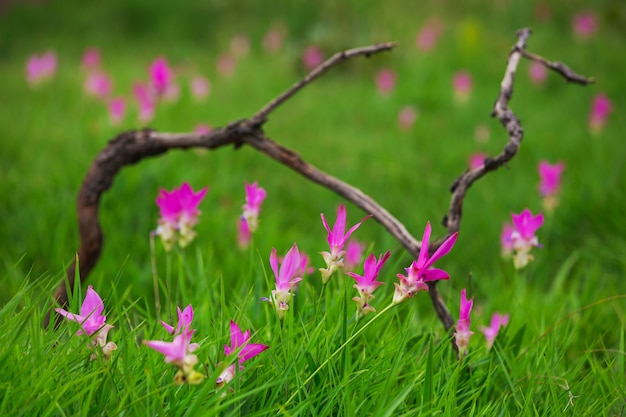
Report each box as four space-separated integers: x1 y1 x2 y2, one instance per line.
26 51 57 85
55 286 117 361
80 48 126 126
154 182 208 251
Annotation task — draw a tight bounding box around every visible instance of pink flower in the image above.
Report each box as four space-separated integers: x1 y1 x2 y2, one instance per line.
538 161 565 212
510 209 544 269
84 71 112 100
190 75 210 100
133 82 155 123
344 240 365 272
230 33 251 57
415 19 443 52
529 61 547 85
262 24 285 53
468 152 488 170
452 70 472 104
302 45 324 70
155 182 208 250
216 320 269 387
398 106 418 131
149 57 173 97
81 47 101 71
108 97 126 126
237 217 251 249
480 312 509 349
319 204 371 283
194 124 212 134
454 289 474 355
375 68 396 96
242 181 267 232
55 285 116 359
393 222 458 304
267 243 302 319
217 53 236 77
347 251 390 317
26 51 57 85
161 304 196 339
297 251 316 277
500 222 515 258
573 12 597 38
589 93 612 135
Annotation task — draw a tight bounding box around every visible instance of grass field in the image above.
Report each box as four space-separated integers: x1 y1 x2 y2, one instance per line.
1 0 625 415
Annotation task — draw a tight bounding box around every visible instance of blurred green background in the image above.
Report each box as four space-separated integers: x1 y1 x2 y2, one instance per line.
1 0 624 311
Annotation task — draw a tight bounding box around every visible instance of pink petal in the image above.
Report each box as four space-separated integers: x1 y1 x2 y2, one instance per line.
422 268 450 282
426 232 458 268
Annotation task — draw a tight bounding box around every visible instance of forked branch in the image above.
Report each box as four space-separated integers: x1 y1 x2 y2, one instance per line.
44 31 592 334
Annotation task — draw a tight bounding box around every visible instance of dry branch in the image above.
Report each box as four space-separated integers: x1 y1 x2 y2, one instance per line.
44 30 592 334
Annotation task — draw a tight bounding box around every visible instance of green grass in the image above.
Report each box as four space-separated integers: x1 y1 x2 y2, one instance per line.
1 0 625 415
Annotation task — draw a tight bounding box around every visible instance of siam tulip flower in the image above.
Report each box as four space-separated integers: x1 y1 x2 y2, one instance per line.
81 47 101 71
510 209 544 269
452 70 472 104
242 181 267 233
149 57 173 98
572 12 597 38
161 304 196 340
108 97 126 126
538 161 565 212
55 285 117 360
190 75 210 100
589 93 612 135
262 23 286 53
468 152 488 170
194 124 212 135
26 51 57 85
319 204 371 284
375 68 396 96
133 82 155 124
143 333 203 384
454 289 474 356
265 243 302 319
393 222 458 304
302 45 324 70
500 222 515 259
347 251 390 318
297 251 316 277
529 61 548 85
216 320 269 387
155 182 208 250
415 19 443 52
480 312 509 349
217 53 236 77
84 71 112 100
398 106 418 131
237 217 251 249
344 240 365 272
230 33 251 57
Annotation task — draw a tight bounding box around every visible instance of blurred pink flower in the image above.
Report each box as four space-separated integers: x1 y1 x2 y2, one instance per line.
375 68 396 96
108 97 126 126
538 161 565 213
510 208 544 269
319 204 371 283
242 181 267 233
347 251 390 318
161 304 196 340
454 289 474 355
468 152 488 170
589 93 612 135
230 33 251 57
194 124 212 134
302 45 324 70
480 312 509 349
529 61 547 85
573 12 598 38
344 240 365 272
149 57 173 97
398 106 418 131
26 51 57 85
133 82 155 123
155 182 208 250
216 320 269 387
81 47 101 71
190 75 210 100
84 71 112 100
415 19 443 51
217 53 236 77
237 217 251 249
266 243 302 319
262 24 285 53
500 222 514 258
453 70 472 104
393 222 458 304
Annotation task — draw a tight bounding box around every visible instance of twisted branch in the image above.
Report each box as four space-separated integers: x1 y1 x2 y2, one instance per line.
44 31 592 333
